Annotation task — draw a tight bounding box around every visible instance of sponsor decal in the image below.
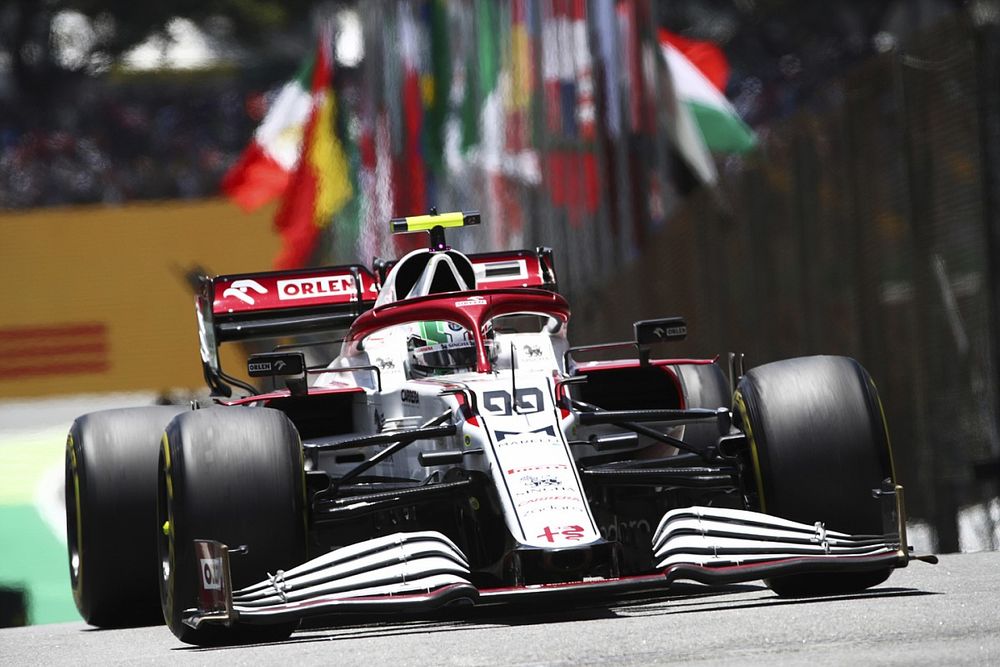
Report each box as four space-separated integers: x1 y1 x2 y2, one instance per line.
222 279 268 305
536 525 587 543
517 496 583 507
520 504 585 517
447 322 464 332
247 359 289 375
522 345 543 358
521 473 561 489
513 475 576 499
413 340 473 355
375 357 396 370
200 557 223 591
277 276 355 301
482 388 544 416
400 389 420 405
373 409 385 432
517 494 579 504
246 353 304 377
455 295 487 308
653 325 686 339
599 518 652 545
495 425 557 442
506 463 569 475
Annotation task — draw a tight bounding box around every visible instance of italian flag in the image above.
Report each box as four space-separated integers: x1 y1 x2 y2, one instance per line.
659 29 756 154
221 53 318 212
271 38 353 270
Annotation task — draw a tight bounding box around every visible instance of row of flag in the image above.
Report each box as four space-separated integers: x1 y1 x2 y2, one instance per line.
221 1 755 272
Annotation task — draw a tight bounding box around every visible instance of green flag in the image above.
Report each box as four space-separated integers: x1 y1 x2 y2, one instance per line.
424 0 451 173
462 0 499 152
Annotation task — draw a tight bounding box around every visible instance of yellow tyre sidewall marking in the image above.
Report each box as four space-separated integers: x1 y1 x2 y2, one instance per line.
161 433 175 618
732 390 767 514
67 433 85 606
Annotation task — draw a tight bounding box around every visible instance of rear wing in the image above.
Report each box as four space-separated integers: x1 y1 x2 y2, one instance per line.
196 248 558 396
197 264 378 396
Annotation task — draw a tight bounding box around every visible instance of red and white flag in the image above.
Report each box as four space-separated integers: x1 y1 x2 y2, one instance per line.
222 54 319 212
271 37 353 270
223 35 352 269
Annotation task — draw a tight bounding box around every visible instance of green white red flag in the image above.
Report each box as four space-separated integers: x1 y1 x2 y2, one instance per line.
659 29 756 154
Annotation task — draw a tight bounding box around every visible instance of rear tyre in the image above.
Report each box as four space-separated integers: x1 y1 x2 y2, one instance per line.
671 362 730 450
157 407 307 645
733 355 896 597
66 406 187 627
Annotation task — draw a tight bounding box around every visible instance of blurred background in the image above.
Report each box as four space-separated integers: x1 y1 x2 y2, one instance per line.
1 0 998 626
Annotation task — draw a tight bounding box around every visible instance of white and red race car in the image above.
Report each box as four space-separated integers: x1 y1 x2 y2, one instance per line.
65 211 933 645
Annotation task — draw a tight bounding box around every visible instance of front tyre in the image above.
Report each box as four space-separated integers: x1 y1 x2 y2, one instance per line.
158 407 307 645
734 355 896 597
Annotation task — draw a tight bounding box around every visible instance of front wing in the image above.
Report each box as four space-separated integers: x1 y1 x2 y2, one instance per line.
183 486 935 631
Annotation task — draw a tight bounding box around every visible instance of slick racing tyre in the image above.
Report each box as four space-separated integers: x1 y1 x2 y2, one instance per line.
733 355 896 597
671 361 730 450
158 407 307 645
66 405 188 627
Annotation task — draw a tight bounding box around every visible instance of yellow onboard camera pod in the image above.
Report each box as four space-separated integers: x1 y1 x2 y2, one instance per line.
390 210 481 234
390 210 481 251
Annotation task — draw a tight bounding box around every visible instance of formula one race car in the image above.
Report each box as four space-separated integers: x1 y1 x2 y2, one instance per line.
65 211 934 645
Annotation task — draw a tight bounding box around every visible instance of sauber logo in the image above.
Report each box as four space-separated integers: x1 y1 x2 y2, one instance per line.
222 279 268 305
278 276 355 301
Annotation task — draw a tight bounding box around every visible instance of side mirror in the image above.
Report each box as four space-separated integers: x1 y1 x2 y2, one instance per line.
634 317 687 345
247 352 307 396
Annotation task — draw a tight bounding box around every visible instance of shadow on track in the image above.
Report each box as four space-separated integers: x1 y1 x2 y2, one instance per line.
170 582 810 653
613 586 938 618
172 582 937 653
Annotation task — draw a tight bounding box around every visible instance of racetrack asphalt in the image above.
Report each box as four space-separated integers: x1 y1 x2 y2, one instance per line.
1 550 997 666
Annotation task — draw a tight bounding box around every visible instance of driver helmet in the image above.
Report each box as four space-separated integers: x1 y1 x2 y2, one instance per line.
407 321 494 376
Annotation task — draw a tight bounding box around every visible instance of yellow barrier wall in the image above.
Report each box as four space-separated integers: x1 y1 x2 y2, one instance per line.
0 199 279 398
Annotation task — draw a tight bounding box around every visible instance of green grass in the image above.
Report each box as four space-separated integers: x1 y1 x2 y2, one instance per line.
0 426 79 624
0 505 78 624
